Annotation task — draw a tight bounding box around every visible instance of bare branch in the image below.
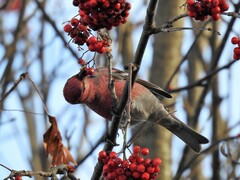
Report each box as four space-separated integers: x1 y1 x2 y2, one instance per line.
169 60 238 93
0 72 28 104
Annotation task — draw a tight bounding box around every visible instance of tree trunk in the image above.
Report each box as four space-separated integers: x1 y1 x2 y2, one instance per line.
134 1 183 179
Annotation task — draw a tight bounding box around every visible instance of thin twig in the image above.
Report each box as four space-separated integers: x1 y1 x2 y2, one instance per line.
152 26 220 35
165 20 211 90
169 60 238 93
0 72 28 104
161 13 188 28
222 12 240 18
0 109 45 115
2 164 79 180
25 74 49 115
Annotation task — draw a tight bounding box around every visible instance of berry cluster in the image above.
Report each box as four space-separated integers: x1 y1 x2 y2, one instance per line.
63 0 131 58
72 0 131 30
231 37 240 60
64 18 90 46
186 0 229 21
87 36 110 54
98 146 162 180
64 19 110 53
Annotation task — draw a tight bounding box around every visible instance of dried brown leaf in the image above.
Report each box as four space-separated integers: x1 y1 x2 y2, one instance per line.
43 115 77 166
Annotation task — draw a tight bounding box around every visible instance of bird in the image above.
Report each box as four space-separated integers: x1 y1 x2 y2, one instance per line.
63 67 209 153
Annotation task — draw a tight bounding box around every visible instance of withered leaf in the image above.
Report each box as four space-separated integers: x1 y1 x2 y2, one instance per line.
43 115 77 166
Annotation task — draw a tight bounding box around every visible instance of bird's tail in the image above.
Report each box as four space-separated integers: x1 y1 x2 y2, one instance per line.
159 115 209 153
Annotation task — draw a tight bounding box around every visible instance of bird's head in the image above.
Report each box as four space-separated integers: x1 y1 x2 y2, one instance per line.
63 68 88 104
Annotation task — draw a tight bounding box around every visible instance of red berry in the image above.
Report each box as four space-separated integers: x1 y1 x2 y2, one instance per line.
141 172 150 180
114 3 121 10
234 53 240 60
74 36 85 45
87 68 95 76
98 150 107 159
212 13 220 21
129 154 138 163
194 2 201 12
88 44 96 51
152 158 162 167
71 18 79 26
72 0 79 6
154 166 161 173
211 0 219 7
187 0 195 6
211 6 221 14
129 163 137 171
234 47 240 55
137 156 144 164
116 167 125 175
103 1 110 8
107 159 116 168
144 158 151 167
219 0 226 3
220 2 229 11
89 0 97 7
103 164 109 172
132 171 141 179
125 2 131 10
109 151 117 159
137 164 145 173
118 175 127 180
188 11 196 17
63 24 72 33
78 58 86 65
133 145 141 154
98 46 107 54
122 160 129 168
77 24 88 31
231 37 239 44
107 171 117 179
115 157 122 165
141 148 149 156
15 176 22 180
88 36 98 44
79 10 86 17
69 30 76 38
147 166 155 174
94 41 103 51
151 173 159 179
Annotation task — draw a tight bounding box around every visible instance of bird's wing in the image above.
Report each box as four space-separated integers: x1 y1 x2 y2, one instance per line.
112 70 172 99
135 78 172 98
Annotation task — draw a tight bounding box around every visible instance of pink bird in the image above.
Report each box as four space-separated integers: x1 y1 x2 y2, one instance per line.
63 67 209 153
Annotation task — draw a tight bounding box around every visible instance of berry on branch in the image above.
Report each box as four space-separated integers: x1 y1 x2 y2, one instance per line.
186 0 229 21
231 36 240 60
98 146 162 180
